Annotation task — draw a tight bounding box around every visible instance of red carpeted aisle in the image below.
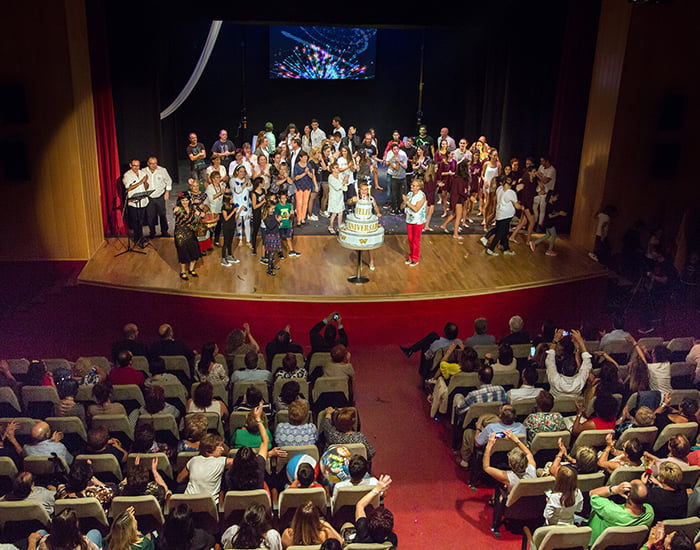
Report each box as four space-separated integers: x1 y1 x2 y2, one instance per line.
351 345 522 550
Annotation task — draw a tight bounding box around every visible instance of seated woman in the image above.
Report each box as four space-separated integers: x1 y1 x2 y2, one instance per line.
55 378 86 423
28 508 102 550
144 356 181 387
645 434 691 474
549 437 600 476
491 343 516 372
55 460 114 510
275 380 307 412
155 503 215 550
177 413 208 453
129 385 180 428
186 380 229 420
231 410 273 450
106 506 154 550
176 432 233 505
280 500 343 548
194 342 229 386
87 382 127 423
643 462 688 521
117 455 170 508
322 345 355 380
274 352 308 381
221 503 282 550
584 358 625 410
225 323 260 370
132 422 170 456
523 390 567 443
571 392 619 436
321 407 375 460
615 405 656 439
544 465 583 525
654 395 698 431
26 360 55 387
274 399 317 447
233 386 272 419
597 433 644 474
72 357 107 386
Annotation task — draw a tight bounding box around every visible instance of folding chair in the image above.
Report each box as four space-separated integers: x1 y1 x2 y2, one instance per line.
601 340 633 364
0 416 36 446
78 356 112 373
452 400 504 451
176 451 198 475
637 337 663 350
91 414 135 444
662 517 700 541
308 352 331 376
494 477 555 549
0 456 18 496
530 431 570 468
229 410 250 432
23 455 70 483
511 345 532 359
670 362 696 389
526 525 592 550
191 381 228 405
75 454 123 484
131 355 151 377
194 353 227 370
167 493 218 532
590 525 649 550
6 358 29 375
680 466 700 489
136 413 180 448
470 431 527 488
111 384 145 414
571 429 614 456
232 353 266 371
445 372 479 418
127 452 173 479
272 353 305 372
653 422 698 453
232 380 270 405
669 389 700 406
667 338 694 363
316 408 358 431
76 384 97 404
185 412 224 437
552 397 578 416
0 500 51 541
273 378 309 403
109 495 165 534
278 487 327 527
42 358 72 373
473 345 499 358
46 416 88 455
615 426 657 451
0 387 22 417
222 489 272 525
21 385 60 419
491 370 520 391
54 497 109 534
330 485 379 530
608 466 645 486
585 341 601 352
150 380 188 413
512 399 538 422
311 376 349 403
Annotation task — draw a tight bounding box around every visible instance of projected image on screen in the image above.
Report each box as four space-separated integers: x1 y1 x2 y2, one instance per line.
270 26 377 80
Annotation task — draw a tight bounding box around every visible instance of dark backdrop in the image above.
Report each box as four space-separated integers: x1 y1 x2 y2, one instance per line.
104 1 572 183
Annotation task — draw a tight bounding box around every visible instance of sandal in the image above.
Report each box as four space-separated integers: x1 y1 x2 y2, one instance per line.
179 273 188 281
328 227 336 234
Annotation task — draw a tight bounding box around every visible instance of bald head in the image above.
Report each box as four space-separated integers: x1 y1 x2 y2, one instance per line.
628 479 648 506
158 324 173 339
31 421 50 442
123 323 138 340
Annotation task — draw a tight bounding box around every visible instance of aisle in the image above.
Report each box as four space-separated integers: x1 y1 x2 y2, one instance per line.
351 345 522 549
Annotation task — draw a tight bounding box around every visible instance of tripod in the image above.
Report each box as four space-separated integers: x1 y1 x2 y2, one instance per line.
115 191 154 257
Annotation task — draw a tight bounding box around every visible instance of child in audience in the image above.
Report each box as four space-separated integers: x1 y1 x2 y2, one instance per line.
289 462 323 489
331 454 377 503
544 464 583 525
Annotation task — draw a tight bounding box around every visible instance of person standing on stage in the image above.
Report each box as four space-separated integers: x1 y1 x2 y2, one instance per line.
187 132 207 183
401 178 427 267
211 129 235 170
414 125 435 158
386 144 408 215
205 171 226 248
264 122 276 154
173 191 202 280
122 159 150 247
310 119 326 149
144 156 172 239
331 116 346 139
485 178 520 256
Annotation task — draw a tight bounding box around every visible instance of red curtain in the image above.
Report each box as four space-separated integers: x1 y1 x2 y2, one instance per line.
87 1 125 236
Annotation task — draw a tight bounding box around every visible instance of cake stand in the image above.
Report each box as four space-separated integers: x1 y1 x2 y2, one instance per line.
337 240 383 284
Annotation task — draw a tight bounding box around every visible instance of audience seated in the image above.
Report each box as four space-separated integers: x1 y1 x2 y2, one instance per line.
24 420 74 465
0 471 55 514
646 434 691 474
0 358 21 392
274 399 317 447
507 367 542 404
322 344 354 380
144 356 181 387
275 380 307 411
221 503 282 550
544 465 583 525
107 506 154 550
331 454 377 503
587 480 654 546
549 438 599 476
177 413 207 453
194 341 229 386
453 365 506 420
28 508 102 550
0 419 22 466
281 500 343 548
117 456 169 507
86 425 128 463
274 352 307 381
56 460 114 510
129 385 180 427
176 432 233 505
155 503 215 550
186 380 229 418
490 343 516 371
400 321 461 378
465 317 497 347
321 407 375 460
111 323 149 362
233 386 272 418
349 474 397 546
655 396 698 431
88 381 128 423
599 314 632 348
265 328 303 369
109 351 146 387
546 330 591 399
598 433 644 473
225 406 276 492
523 390 567 443
571 392 619 436
643 462 688 521
55 379 86 423
132 422 170 455
72 357 107 386
225 322 260 367
149 323 195 373
460 403 525 469
615 405 656 439
499 315 530 345
231 411 273 450
26 360 56 388
232 349 272 385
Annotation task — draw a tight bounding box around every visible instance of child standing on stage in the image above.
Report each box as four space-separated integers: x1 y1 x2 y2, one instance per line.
274 190 301 258
220 192 239 267
250 177 266 256
530 191 567 256
327 162 349 234
262 202 282 276
349 182 381 271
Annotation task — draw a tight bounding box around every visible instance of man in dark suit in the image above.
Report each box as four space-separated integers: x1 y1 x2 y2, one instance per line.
149 323 195 373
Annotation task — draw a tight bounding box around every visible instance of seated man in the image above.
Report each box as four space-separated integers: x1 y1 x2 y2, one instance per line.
149 323 195 375
23 421 73 465
522 390 567 443
507 367 542 404
587 480 654 546
309 312 348 354
0 471 55 515
231 350 272 385
546 329 591 399
599 313 632 349
86 426 128 464
332 454 378 504
109 350 146 387
499 315 530 346
111 322 149 363
350 474 397 547
456 392 512 469
265 328 304 370
400 322 461 379
465 317 496 347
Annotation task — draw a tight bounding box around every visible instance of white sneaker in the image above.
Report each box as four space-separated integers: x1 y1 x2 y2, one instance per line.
229 257 240 263
220 259 231 267
588 252 599 262
320 211 330 218
307 214 319 221
486 248 499 256
504 250 516 256
479 236 488 247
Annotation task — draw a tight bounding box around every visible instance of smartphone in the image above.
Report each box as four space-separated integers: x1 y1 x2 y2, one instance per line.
495 432 506 439
332 313 339 321
562 330 571 337
529 346 536 357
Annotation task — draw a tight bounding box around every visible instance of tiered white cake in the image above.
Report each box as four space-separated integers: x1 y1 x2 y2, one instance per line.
338 199 384 250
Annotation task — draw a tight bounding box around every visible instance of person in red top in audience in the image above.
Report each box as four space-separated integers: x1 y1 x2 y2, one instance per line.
571 392 619 437
109 350 145 387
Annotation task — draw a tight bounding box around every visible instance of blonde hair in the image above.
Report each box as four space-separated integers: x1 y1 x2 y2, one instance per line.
634 406 655 427
507 448 528 476
657 461 682 488
290 500 322 545
107 511 139 550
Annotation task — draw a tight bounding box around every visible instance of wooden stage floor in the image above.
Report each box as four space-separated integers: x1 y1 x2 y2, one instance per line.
78 234 607 303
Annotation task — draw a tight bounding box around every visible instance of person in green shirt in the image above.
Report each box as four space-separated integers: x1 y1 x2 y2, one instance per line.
231 411 273 450
274 190 301 258
587 480 654 546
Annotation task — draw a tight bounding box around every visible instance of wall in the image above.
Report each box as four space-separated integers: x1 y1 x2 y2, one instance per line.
0 1 103 260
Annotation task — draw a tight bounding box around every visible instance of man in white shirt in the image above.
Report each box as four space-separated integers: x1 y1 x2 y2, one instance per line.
122 159 150 247
507 367 543 404
546 330 592 399
310 119 326 149
144 156 172 238
535 156 557 227
331 115 346 139
486 181 520 256
437 127 456 152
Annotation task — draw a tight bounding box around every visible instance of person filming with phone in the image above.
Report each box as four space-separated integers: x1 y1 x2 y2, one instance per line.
309 311 348 354
546 329 592 400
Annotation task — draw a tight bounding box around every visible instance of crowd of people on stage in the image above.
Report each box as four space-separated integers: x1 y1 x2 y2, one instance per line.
402 313 700 547
122 116 565 275
0 316 398 549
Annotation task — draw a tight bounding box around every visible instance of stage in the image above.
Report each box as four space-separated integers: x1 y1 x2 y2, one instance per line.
78 234 607 302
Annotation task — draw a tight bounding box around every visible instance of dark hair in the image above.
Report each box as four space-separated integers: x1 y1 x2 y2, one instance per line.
348 454 368 482
296 463 315 487
444 322 459 340
497 344 514 366
555 338 577 377
144 385 166 414
116 350 132 368
149 356 166 376
541 320 556 343
26 360 47 386
536 390 555 412
522 367 538 386
330 344 347 363
624 437 644 463
57 378 79 400
367 506 394 543
199 432 223 455
163 504 195 550
459 346 481 372
612 314 625 330
8 471 33 500
244 349 258 370
478 365 494 384
334 407 357 432
227 446 262 490
593 393 619 422
597 362 621 394
193 381 214 409
282 353 298 373
474 318 488 335
132 422 155 453
245 387 263 406
197 342 217 377
275 330 291 346
87 426 109 451
670 532 693 550
653 345 672 363
49 509 88 550
323 324 337 344
679 399 699 420
279 381 301 405
67 460 93 493
320 540 343 550
92 381 113 405
123 463 150 495
668 434 691 459
231 503 271 548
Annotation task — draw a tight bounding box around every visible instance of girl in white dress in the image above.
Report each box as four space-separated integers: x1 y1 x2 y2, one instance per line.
231 165 253 246
327 162 349 234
